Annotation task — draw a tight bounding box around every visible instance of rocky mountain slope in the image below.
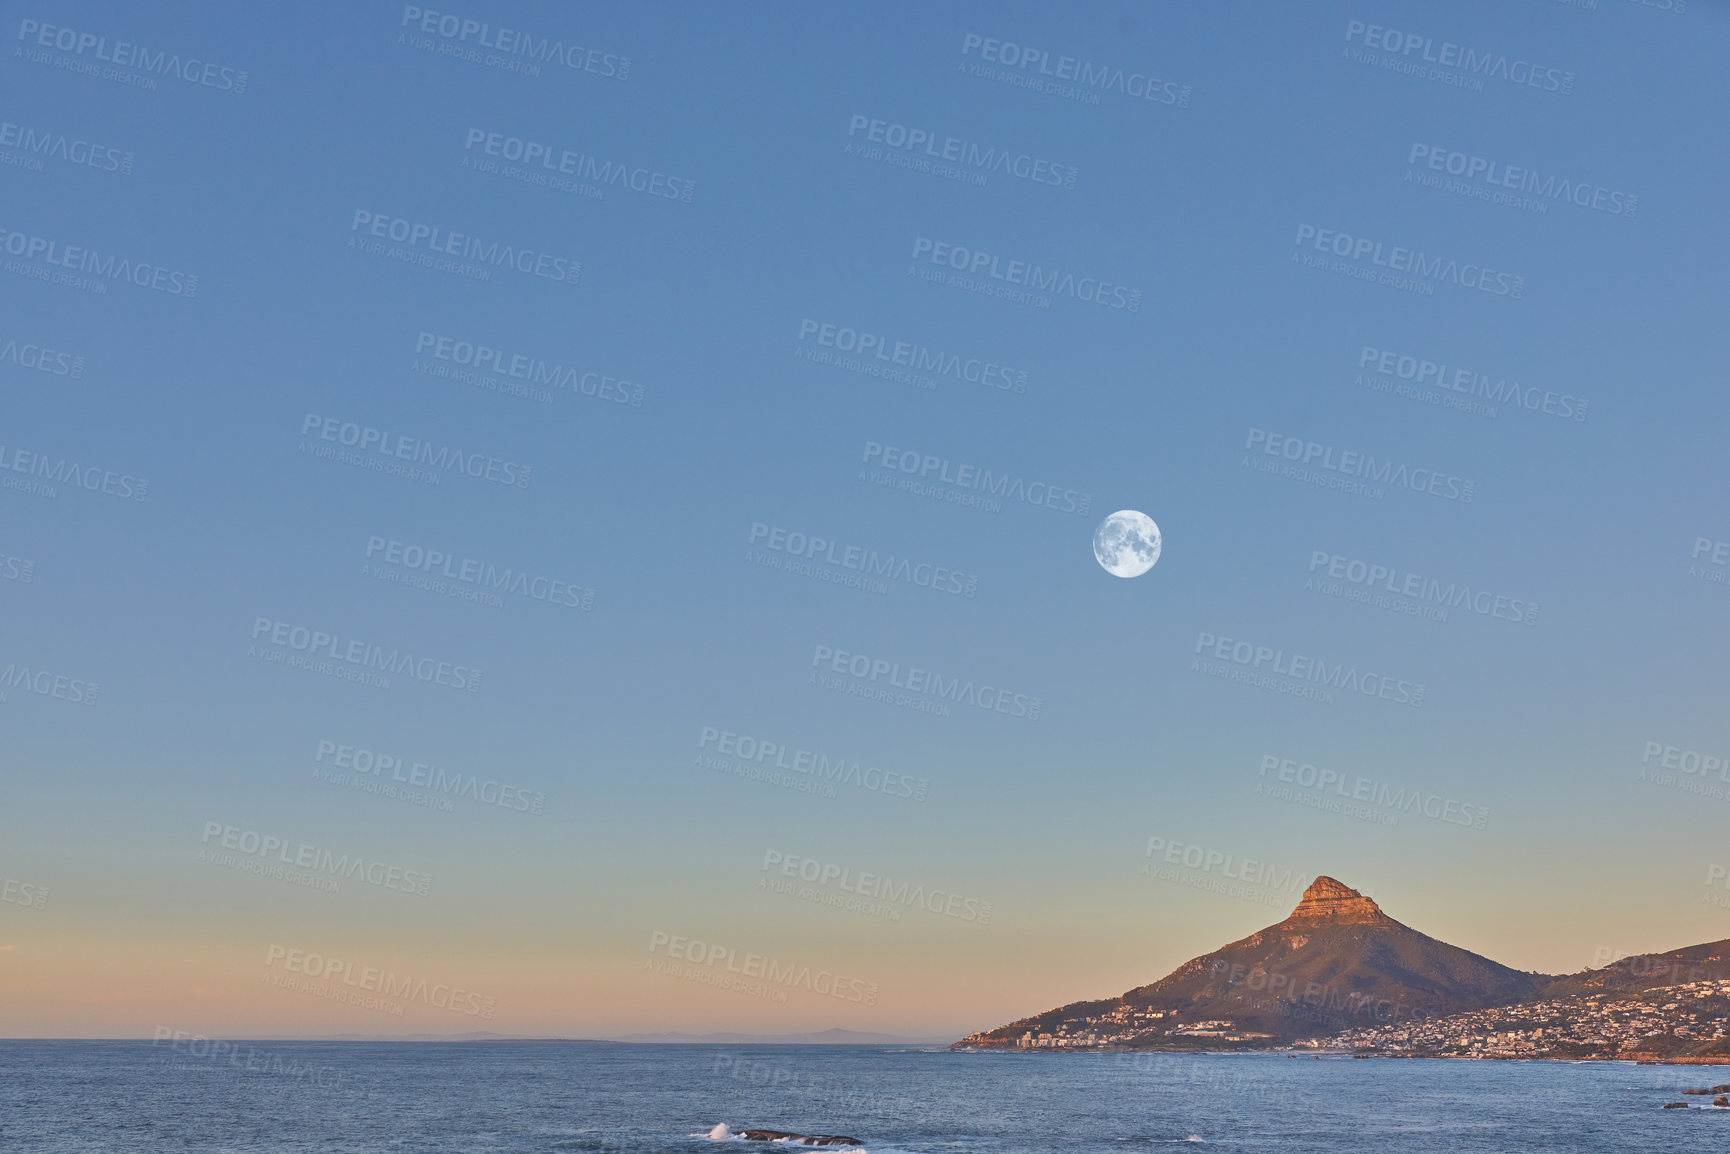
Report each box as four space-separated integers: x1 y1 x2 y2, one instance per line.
957 877 1549 1048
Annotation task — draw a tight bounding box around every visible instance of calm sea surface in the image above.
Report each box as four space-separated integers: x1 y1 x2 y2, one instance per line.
3 1042 1729 1153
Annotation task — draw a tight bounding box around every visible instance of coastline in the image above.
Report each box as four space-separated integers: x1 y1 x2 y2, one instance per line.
947 1044 1730 1065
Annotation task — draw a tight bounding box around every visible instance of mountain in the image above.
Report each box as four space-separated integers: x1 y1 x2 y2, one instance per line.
957 877 1546 1048
1541 940 1730 1000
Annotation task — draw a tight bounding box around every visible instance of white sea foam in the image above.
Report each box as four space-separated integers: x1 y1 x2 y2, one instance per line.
698 1128 888 1149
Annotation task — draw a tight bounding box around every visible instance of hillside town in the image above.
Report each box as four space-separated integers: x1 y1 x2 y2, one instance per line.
966 978 1730 1060
1007 1009 1276 1049
1328 978 1730 1059
962 995 1294 1050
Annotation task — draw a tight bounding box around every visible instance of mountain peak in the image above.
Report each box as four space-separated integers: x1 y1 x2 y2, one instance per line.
958 873 1549 1050
1284 876 1388 925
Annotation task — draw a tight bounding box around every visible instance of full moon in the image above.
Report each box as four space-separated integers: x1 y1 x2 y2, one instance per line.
1093 510 1162 578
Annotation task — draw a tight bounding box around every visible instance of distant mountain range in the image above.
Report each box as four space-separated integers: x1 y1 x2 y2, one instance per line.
957 877 1730 1057
614 1028 949 1045
232 1032 615 1043
200 1028 947 1046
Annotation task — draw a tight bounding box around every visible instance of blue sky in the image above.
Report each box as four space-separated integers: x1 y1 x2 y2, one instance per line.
2 0 1728 1036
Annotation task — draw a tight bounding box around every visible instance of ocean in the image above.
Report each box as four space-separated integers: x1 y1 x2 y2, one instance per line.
2 1041 1727 1152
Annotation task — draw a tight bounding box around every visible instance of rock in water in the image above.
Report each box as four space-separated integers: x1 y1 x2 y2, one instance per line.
1714 1096 1727 1108
738 1130 862 1146
1664 1102 1688 1109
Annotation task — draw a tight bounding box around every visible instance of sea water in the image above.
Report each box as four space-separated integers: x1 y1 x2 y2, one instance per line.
2 1041 1727 1152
